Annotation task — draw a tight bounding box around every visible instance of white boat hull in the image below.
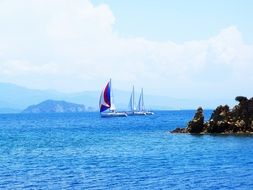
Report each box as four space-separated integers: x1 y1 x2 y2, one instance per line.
127 111 147 116
101 112 128 118
145 111 154 115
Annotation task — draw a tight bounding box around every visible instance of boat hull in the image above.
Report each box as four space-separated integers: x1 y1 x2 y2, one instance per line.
101 112 128 118
145 111 154 115
127 111 147 116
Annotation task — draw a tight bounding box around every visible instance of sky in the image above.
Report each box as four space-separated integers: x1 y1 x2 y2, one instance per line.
0 0 253 102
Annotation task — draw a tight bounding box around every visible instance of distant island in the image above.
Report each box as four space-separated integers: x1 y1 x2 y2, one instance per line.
22 100 87 113
172 96 253 134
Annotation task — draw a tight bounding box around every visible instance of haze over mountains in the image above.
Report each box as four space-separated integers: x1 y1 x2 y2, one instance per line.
0 83 236 113
22 100 87 113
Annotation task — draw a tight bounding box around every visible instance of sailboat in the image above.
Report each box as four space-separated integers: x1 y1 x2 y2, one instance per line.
137 88 154 115
127 86 146 116
99 79 127 117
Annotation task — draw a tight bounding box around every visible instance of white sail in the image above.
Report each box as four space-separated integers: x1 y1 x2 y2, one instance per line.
128 93 133 111
109 79 116 111
99 90 102 108
138 88 145 111
128 86 136 112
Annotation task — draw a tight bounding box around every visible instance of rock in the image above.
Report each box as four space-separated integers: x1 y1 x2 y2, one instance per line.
187 107 204 133
171 127 187 133
171 96 253 134
235 96 248 103
205 105 231 133
239 120 246 128
210 105 229 121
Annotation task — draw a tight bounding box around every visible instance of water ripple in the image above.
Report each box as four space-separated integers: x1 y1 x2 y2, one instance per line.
0 111 252 189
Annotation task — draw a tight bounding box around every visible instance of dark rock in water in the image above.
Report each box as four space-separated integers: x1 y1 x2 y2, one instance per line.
171 96 253 134
23 100 86 113
206 105 231 133
187 107 204 133
171 127 187 133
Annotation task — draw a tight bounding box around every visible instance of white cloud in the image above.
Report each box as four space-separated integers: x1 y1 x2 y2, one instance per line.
0 0 253 100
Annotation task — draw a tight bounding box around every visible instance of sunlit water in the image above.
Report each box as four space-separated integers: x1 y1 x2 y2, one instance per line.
0 111 252 189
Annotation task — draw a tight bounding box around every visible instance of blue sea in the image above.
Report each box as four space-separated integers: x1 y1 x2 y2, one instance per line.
0 111 253 189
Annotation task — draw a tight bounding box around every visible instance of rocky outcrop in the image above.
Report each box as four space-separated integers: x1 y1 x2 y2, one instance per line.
187 107 204 133
171 96 253 134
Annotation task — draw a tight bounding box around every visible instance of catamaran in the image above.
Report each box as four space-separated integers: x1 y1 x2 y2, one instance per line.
99 79 127 117
127 86 146 115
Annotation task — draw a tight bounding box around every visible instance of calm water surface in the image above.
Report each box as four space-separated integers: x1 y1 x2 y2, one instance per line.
0 111 252 189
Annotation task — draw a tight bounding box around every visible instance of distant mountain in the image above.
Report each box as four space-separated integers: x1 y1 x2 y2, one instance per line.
0 82 237 113
23 100 86 113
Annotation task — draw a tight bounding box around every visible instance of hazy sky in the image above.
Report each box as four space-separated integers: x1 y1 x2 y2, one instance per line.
0 0 253 100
